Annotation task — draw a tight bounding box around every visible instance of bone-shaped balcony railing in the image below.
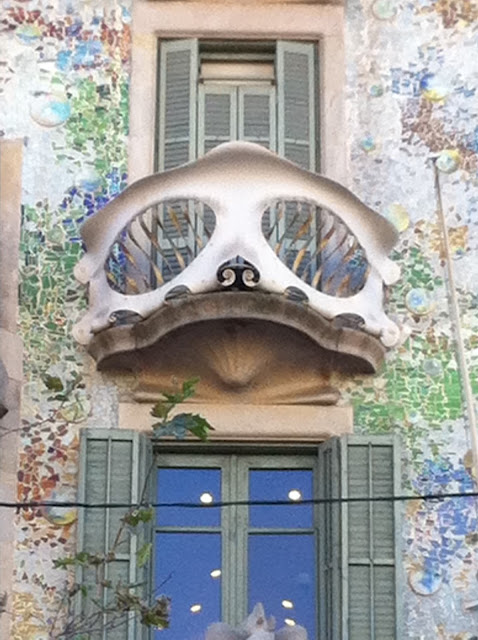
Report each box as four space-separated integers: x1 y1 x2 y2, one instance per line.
106 198 370 298
73 142 402 347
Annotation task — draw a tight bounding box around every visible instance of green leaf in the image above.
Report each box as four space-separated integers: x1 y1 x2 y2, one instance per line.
52 557 74 569
137 542 152 568
161 392 183 404
123 507 153 528
186 414 214 441
138 507 154 523
140 595 171 629
151 401 172 419
182 377 200 399
75 551 90 565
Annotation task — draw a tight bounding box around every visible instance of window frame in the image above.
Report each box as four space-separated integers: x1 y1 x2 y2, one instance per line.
128 0 346 184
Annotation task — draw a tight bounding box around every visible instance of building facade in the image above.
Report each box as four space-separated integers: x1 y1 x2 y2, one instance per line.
1 0 478 638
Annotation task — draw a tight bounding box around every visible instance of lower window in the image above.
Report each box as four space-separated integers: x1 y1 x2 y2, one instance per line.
77 430 400 640
154 453 318 639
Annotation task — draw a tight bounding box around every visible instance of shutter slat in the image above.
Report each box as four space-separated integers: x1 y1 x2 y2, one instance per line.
374 566 396 639
349 565 372 637
277 41 317 171
83 440 108 553
108 440 133 550
372 446 395 559
347 444 370 558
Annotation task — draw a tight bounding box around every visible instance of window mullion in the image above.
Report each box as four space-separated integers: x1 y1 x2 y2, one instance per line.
234 455 249 626
221 456 233 626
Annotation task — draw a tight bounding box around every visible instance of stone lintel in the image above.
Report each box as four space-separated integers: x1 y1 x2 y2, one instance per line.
119 401 353 442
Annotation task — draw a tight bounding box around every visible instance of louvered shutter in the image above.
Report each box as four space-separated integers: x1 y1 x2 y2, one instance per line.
198 84 237 155
157 40 199 277
158 39 199 171
345 436 400 640
318 435 400 640
238 85 276 151
77 429 153 640
276 41 317 171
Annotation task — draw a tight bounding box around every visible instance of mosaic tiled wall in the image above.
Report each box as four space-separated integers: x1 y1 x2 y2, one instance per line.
1 1 130 637
1 0 477 637
343 0 478 636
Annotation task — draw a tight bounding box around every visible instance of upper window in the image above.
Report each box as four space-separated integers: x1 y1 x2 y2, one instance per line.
157 39 318 172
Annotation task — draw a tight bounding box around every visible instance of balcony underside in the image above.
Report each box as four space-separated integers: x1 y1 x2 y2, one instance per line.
89 292 385 405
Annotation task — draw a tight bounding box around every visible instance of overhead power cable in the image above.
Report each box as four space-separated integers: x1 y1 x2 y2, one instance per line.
1 490 478 510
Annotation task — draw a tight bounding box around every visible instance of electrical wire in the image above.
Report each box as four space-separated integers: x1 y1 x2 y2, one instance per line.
1 490 478 510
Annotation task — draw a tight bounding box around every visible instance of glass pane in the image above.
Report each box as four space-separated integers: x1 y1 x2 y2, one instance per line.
248 534 316 638
249 469 313 528
154 533 221 640
156 468 221 527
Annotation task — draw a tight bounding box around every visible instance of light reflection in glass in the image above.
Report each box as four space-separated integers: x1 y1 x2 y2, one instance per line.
282 599 294 609
249 470 313 528
285 618 296 626
156 468 221 527
200 492 214 505
288 489 302 502
190 604 202 613
210 569 221 579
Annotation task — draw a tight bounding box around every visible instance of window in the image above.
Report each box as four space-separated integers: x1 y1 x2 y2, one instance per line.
154 453 318 639
157 39 318 172
151 38 319 282
77 431 400 640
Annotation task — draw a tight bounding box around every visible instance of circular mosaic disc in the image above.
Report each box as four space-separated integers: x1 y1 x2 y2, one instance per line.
30 93 71 128
408 565 442 596
372 0 397 20
436 149 461 174
405 288 434 316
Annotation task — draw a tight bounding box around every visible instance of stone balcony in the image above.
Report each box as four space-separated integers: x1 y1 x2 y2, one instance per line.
73 142 403 403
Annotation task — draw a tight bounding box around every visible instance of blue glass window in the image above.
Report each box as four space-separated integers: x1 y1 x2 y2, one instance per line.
154 454 317 638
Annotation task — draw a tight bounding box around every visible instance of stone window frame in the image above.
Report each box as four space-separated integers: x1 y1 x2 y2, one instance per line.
120 1 354 441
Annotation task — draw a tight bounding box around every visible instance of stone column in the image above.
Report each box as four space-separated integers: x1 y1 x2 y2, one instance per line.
0 139 23 638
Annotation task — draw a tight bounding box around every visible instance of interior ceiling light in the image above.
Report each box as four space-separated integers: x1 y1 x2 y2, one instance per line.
210 569 222 578
284 618 296 626
200 492 214 505
288 489 302 502
190 604 202 613
281 599 294 609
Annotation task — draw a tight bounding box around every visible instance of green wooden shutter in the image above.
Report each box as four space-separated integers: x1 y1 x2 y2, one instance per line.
77 429 153 640
157 40 198 276
344 435 400 640
276 41 317 171
238 85 276 151
318 435 400 640
198 84 237 155
158 39 199 171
